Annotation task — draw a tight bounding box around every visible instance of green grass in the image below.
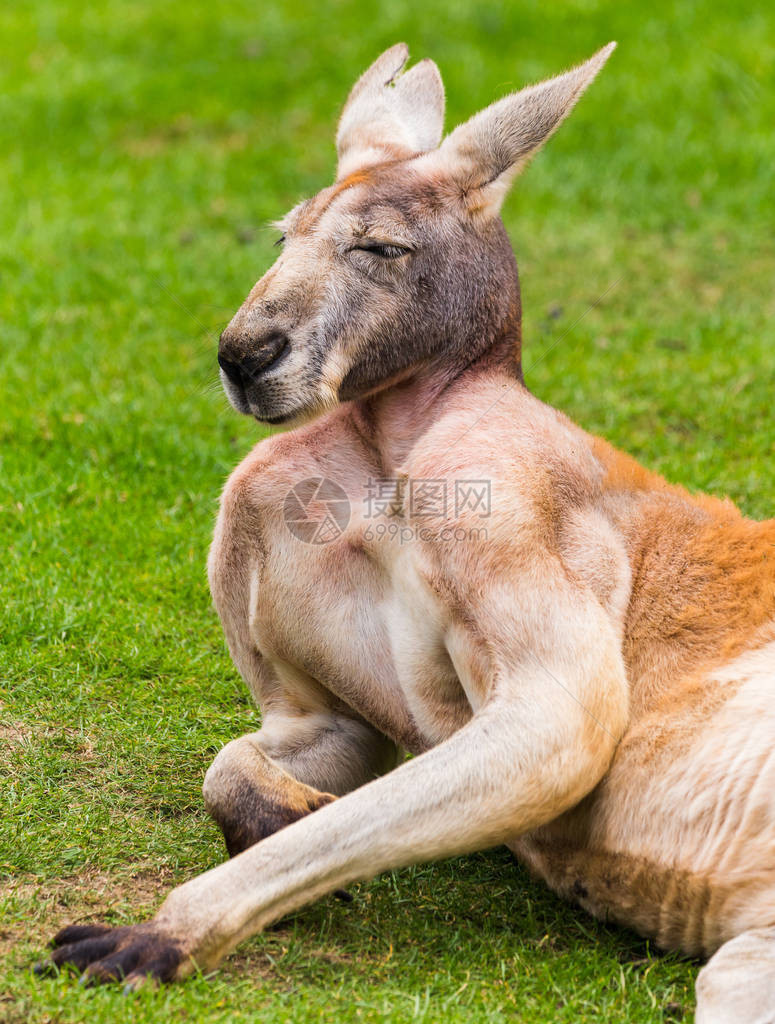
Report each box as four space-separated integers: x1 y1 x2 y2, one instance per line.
1 0 773 1020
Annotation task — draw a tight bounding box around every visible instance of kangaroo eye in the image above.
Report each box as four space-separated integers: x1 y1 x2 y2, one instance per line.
356 242 410 259
274 234 286 248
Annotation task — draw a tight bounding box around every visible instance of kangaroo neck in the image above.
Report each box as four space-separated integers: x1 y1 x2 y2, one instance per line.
350 325 523 471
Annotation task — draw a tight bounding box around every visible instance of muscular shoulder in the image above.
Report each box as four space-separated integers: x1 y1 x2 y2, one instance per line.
209 406 366 600
403 381 631 618
217 406 360 514
405 382 603 534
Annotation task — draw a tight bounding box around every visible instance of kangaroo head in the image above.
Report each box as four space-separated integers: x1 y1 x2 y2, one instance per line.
218 42 615 424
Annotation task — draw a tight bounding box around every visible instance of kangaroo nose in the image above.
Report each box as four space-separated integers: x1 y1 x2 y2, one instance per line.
217 330 290 388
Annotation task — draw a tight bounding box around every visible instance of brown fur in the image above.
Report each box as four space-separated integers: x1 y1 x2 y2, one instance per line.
591 436 775 712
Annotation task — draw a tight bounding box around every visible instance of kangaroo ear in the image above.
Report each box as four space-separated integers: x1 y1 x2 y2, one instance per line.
336 44 445 179
432 43 616 216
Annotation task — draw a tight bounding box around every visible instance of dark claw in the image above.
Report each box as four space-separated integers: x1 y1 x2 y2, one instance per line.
334 889 354 902
33 923 185 988
33 960 57 977
50 933 126 973
81 946 144 985
52 923 114 948
122 950 184 988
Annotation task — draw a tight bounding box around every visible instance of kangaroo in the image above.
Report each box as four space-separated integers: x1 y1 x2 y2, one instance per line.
37 44 775 1021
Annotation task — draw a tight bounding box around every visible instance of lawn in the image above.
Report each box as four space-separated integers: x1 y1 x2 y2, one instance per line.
1 0 773 1020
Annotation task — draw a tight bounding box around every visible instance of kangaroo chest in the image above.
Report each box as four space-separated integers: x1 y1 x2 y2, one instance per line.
249 428 474 753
